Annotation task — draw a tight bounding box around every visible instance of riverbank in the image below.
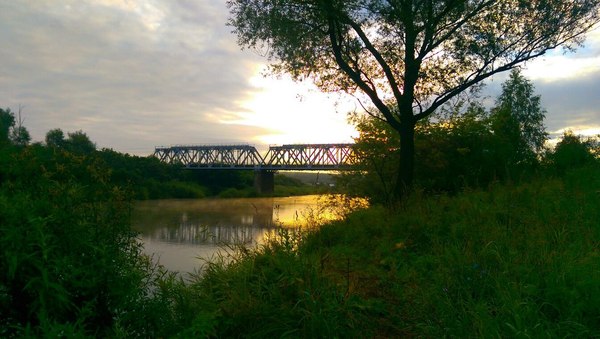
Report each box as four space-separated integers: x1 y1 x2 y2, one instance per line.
183 165 600 337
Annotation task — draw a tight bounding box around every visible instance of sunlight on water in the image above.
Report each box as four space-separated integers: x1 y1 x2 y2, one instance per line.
132 195 367 275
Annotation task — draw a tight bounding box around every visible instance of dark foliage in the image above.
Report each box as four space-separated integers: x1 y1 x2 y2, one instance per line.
0 144 158 336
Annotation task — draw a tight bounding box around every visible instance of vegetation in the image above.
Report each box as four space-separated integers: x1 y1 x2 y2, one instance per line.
38 127 324 200
227 0 600 197
0 111 331 336
189 163 600 337
342 70 550 204
0 144 169 337
1 107 31 146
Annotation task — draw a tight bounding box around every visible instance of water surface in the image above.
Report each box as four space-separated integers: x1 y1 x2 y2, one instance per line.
132 195 338 275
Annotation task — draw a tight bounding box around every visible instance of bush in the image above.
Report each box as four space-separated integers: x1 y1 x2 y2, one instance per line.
0 145 181 337
550 131 598 173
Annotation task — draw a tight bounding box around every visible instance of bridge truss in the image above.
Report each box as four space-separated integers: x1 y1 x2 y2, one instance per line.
263 144 355 170
154 145 264 169
153 143 356 170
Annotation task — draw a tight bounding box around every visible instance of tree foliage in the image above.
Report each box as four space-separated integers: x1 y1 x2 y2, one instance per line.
44 129 96 154
0 108 16 144
550 131 599 173
490 69 547 168
0 107 31 147
45 128 66 149
66 130 96 154
346 71 550 201
0 145 164 336
228 0 600 198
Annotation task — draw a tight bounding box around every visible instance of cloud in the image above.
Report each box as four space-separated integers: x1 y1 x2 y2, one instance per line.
535 69 600 135
0 1 598 155
482 25 600 139
0 0 268 154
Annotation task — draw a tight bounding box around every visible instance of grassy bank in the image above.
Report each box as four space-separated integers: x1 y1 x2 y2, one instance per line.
189 165 599 337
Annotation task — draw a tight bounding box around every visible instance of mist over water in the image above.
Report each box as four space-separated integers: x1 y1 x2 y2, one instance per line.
132 195 340 275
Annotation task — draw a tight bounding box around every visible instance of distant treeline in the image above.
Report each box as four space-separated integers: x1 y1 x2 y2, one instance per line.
1 107 323 200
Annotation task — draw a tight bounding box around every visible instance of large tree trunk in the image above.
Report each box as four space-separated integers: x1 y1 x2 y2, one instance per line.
395 120 415 200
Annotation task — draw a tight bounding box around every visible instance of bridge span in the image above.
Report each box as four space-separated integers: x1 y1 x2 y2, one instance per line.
153 143 356 193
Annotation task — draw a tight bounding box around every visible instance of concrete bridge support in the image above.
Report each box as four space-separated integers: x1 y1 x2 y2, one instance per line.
254 170 274 194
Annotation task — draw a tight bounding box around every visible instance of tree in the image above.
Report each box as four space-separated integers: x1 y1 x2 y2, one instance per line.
66 130 96 154
490 69 547 172
46 128 67 149
1 107 31 147
551 131 598 173
9 107 31 146
228 0 600 198
45 129 96 154
343 113 400 204
10 126 31 146
0 108 16 145
347 98 497 201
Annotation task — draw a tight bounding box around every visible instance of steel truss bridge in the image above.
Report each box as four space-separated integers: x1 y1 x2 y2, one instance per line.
153 143 356 193
153 143 356 171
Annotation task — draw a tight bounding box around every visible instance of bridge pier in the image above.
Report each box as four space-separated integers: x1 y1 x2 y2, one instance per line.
254 170 274 194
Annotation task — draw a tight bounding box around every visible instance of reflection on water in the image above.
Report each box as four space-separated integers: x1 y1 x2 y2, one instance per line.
132 195 343 275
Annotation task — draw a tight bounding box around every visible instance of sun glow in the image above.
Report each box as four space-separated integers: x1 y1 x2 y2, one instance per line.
552 126 600 137
232 70 359 147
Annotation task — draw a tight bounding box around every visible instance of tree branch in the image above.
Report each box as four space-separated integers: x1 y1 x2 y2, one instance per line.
325 5 401 130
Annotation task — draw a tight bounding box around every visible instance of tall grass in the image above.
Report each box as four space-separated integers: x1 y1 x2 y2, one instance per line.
187 165 599 337
302 165 600 337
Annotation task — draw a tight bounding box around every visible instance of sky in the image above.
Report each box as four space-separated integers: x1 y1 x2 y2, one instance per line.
1 1 599 155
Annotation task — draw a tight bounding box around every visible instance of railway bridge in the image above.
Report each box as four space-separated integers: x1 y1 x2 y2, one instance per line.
153 143 356 193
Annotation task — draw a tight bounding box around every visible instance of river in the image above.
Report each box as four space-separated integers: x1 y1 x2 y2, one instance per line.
132 195 359 275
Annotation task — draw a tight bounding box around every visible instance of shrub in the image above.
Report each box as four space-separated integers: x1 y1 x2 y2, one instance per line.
0 145 179 336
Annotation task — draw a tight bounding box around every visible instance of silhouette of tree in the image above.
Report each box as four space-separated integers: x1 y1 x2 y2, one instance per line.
9 107 31 146
66 130 96 154
551 131 598 173
490 69 548 171
1 107 31 146
228 0 600 199
0 108 16 145
46 128 67 149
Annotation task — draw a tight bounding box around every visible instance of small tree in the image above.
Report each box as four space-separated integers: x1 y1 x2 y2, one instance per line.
551 131 597 173
343 113 400 203
1 107 31 147
10 126 31 146
228 0 600 199
490 69 548 173
66 130 96 154
10 107 31 147
0 108 16 145
46 128 67 149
